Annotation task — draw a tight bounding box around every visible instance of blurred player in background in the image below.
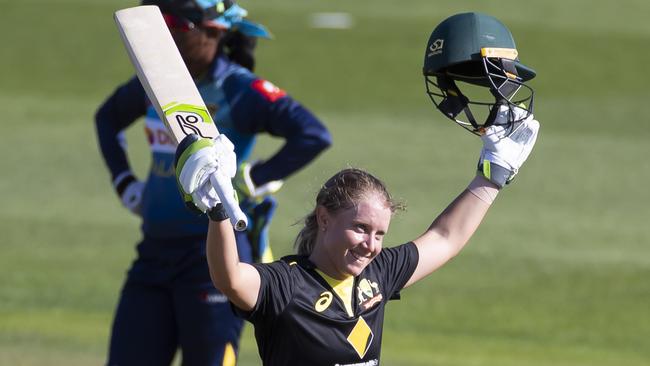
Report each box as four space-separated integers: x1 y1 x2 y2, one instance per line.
172 12 539 365
95 0 331 364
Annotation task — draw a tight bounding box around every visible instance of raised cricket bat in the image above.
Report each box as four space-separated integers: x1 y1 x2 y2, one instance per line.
114 5 247 231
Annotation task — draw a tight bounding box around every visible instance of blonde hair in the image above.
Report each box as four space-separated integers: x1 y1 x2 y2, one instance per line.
294 168 404 255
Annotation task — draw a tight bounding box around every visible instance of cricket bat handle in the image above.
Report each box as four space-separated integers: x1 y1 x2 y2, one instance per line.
210 173 248 231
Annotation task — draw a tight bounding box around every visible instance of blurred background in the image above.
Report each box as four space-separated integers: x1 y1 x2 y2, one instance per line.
1 0 648 364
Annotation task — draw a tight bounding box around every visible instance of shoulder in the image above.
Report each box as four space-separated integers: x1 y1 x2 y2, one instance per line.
365 242 419 298
252 255 310 284
216 57 288 103
373 242 419 269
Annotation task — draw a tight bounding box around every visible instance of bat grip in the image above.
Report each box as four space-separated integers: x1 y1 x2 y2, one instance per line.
210 173 248 231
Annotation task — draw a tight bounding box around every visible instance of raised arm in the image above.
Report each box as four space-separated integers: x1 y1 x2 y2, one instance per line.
405 113 540 287
174 133 261 311
406 176 496 286
206 218 261 311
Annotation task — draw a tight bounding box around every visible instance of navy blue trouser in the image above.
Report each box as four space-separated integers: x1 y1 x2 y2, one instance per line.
107 231 252 366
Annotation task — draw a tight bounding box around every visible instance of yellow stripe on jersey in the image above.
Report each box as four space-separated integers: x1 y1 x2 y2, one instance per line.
222 342 236 366
315 269 354 317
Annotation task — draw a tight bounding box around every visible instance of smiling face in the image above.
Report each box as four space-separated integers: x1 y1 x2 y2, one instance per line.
311 192 392 279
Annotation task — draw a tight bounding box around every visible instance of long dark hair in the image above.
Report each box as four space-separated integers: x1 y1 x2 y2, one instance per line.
294 168 405 255
220 30 257 71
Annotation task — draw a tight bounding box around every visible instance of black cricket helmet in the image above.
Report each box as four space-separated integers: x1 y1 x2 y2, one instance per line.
423 12 536 135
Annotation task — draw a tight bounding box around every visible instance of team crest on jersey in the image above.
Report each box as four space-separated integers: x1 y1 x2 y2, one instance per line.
346 316 373 359
251 79 286 102
314 291 334 312
356 279 382 311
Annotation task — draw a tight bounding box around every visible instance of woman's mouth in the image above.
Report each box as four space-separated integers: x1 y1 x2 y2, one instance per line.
349 251 366 262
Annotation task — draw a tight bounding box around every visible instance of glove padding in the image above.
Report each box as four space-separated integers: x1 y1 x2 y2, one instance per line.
233 161 283 203
478 106 540 188
113 172 144 216
175 134 237 213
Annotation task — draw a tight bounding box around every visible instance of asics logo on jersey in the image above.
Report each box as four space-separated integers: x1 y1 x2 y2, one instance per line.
427 39 444 57
314 291 333 312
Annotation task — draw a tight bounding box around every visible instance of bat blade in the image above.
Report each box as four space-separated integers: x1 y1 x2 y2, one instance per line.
114 5 247 231
114 5 218 143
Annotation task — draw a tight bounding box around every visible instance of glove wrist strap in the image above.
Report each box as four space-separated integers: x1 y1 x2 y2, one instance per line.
478 161 512 188
208 203 230 222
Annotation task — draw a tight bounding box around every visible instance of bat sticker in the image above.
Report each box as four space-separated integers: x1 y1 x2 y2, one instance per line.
162 102 216 139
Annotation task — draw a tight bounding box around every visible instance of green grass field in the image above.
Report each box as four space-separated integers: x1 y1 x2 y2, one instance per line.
1 0 649 364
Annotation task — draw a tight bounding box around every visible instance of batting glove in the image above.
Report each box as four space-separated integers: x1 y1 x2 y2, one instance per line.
478 106 540 188
233 161 283 203
174 134 237 215
113 171 144 216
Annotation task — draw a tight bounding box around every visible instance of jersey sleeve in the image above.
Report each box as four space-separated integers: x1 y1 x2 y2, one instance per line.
94 76 147 181
222 75 332 185
233 260 294 323
373 242 419 300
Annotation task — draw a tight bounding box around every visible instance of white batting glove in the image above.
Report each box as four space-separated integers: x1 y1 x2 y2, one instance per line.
175 134 237 213
113 171 144 216
233 161 283 203
478 106 540 188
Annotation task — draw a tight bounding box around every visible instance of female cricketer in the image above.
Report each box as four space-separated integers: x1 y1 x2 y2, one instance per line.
173 11 540 365
94 0 331 365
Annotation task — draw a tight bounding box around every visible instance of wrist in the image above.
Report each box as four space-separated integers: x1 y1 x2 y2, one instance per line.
467 175 499 204
478 159 513 188
113 171 136 197
207 203 230 222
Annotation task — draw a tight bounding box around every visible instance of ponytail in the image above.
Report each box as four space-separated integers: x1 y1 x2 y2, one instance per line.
294 212 318 256
221 30 257 71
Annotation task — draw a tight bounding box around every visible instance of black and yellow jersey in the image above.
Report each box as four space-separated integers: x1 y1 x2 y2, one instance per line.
235 242 419 366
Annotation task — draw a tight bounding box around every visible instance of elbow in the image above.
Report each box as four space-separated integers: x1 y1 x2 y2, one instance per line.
211 274 233 293
318 130 333 152
94 103 114 134
309 127 333 155
212 277 251 306
210 270 243 299
213 280 238 299
209 269 233 294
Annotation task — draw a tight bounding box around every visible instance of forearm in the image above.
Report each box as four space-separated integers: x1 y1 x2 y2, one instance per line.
251 102 331 184
428 176 496 251
206 219 260 310
408 176 496 286
206 219 242 289
95 106 131 179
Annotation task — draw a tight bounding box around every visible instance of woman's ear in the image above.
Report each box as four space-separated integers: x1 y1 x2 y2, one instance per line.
316 205 329 232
